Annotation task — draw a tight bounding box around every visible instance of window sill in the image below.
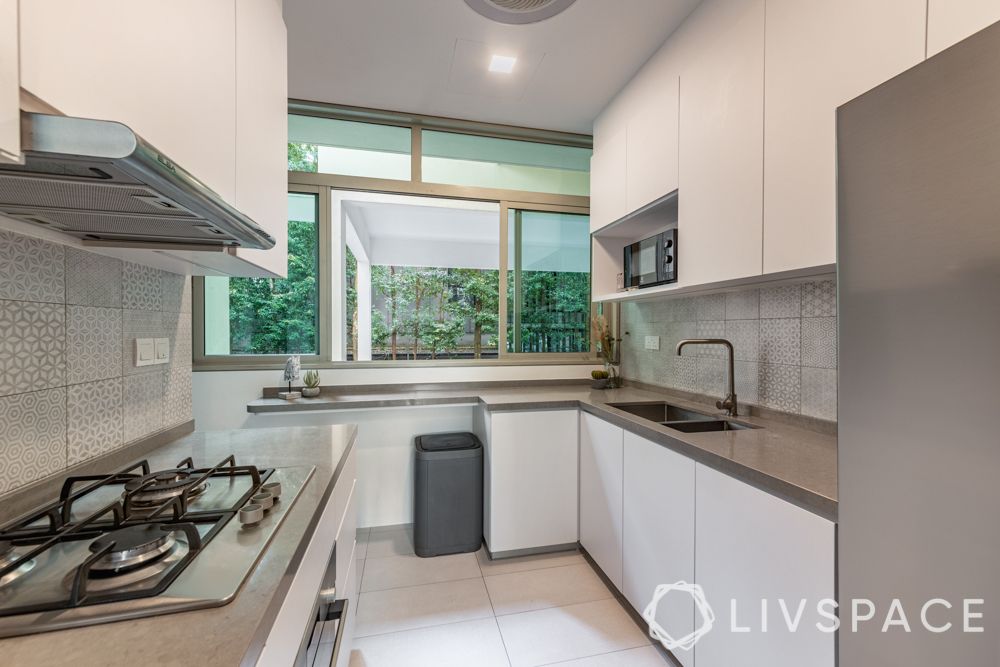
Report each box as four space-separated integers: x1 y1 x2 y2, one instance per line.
194 356 602 372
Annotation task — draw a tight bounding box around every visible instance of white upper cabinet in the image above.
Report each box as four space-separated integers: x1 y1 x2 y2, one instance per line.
927 0 1000 55
626 75 679 212
234 0 289 277
579 411 624 589
0 0 19 164
676 0 765 286
763 0 926 274
19 1 238 203
589 126 627 233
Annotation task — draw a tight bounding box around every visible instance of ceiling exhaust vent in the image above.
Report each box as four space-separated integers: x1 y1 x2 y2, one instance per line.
464 0 577 24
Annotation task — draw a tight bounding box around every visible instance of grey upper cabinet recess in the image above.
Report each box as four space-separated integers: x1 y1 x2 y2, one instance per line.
0 0 18 164
12 0 288 278
590 0 1000 289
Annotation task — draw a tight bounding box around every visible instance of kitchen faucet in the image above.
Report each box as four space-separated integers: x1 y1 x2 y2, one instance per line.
676 339 738 417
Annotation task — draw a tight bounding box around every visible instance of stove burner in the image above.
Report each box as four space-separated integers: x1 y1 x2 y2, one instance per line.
123 468 208 509
88 524 177 574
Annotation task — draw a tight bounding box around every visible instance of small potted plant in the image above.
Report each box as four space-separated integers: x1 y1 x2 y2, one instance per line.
591 369 610 389
302 369 321 397
591 314 621 388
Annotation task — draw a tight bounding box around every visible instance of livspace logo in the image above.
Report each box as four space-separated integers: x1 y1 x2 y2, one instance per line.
644 583 985 652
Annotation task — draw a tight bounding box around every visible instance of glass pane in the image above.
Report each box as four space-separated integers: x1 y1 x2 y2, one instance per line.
204 193 320 355
422 130 591 196
507 209 591 353
336 191 500 361
288 114 411 180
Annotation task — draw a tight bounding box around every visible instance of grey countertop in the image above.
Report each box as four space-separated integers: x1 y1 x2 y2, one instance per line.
0 424 357 667
249 384 837 521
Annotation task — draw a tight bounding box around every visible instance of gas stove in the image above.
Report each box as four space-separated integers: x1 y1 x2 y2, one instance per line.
0 455 314 638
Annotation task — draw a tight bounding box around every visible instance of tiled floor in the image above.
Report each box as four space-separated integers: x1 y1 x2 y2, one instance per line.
349 525 667 667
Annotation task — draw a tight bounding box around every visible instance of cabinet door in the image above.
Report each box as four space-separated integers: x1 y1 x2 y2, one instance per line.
579 411 624 589
676 0 765 286
928 0 1000 56
694 465 834 667
763 0 926 274
0 0 19 163
19 0 238 202
589 126 627 233
233 0 289 277
626 76 679 212
622 432 695 667
487 410 579 553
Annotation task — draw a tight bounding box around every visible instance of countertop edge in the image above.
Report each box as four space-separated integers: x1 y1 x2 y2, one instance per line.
240 424 359 666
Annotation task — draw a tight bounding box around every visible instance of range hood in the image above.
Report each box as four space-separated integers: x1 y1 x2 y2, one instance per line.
0 112 275 250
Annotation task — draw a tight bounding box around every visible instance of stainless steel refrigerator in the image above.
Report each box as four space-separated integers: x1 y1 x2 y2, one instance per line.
838 20 1000 667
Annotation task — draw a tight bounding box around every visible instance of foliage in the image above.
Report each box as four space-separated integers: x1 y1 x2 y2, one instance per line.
508 271 591 353
288 142 318 172
303 369 320 388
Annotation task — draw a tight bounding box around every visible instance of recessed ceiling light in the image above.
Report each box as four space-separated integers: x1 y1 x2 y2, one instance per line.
488 55 517 74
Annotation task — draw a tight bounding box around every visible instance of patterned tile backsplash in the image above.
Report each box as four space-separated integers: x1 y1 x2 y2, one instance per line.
620 279 838 421
0 229 192 495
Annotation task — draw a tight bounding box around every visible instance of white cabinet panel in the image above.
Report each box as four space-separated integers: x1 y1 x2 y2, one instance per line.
626 76 679 212
928 0 1000 56
486 410 579 553
589 126 627 233
579 411 623 589
234 0 289 277
694 465 835 667
19 0 238 202
0 0 19 163
763 0 926 274
676 0 765 285
622 431 695 667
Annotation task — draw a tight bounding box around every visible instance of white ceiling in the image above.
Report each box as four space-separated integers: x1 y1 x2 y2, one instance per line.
283 0 702 134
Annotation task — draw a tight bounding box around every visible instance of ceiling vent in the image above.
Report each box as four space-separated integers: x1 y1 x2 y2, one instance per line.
464 0 577 24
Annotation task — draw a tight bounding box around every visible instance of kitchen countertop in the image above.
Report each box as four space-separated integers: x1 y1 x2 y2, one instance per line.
249 384 837 521
0 424 357 667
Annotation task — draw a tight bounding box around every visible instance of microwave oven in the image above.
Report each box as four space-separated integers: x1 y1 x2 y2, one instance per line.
623 229 677 289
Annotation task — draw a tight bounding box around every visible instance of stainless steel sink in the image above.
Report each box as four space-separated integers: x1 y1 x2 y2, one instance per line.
660 419 754 433
607 401 714 423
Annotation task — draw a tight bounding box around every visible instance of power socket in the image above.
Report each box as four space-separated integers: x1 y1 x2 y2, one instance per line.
644 335 660 351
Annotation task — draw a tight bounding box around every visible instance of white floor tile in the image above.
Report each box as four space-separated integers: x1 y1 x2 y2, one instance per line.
477 546 586 576
355 527 371 560
540 646 669 666
348 618 511 667
366 525 415 558
356 578 494 638
497 598 650 667
485 563 613 616
361 552 482 592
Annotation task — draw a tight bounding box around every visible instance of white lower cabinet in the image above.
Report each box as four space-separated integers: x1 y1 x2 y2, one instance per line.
622 431 696 667
693 464 835 667
579 411 624 589
485 410 579 554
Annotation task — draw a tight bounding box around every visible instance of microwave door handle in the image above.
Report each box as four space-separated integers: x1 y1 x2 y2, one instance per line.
318 586 337 605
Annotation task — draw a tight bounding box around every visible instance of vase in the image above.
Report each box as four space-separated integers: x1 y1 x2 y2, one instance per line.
302 387 320 397
591 378 609 389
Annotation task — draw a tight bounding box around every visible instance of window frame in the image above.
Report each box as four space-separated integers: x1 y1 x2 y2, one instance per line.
193 102 597 370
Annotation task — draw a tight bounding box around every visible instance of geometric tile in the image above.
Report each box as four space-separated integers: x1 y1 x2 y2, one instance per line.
0 230 65 303
759 318 801 366
801 279 836 317
759 363 801 413
164 312 192 371
123 310 164 376
0 388 67 494
695 293 726 321
695 320 726 358
66 306 122 384
801 317 837 369
0 300 65 397
725 319 759 362
163 366 193 428
725 288 759 320
161 271 190 314
735 361 760 406
65 248 122 308
123 262 162 311
759 284 801 319
67 378 123 465
670 355 698 393
801 367 837 421
124 371 163 443
696 357 727 397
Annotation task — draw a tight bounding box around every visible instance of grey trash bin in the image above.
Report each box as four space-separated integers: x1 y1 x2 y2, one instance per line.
413 431 483 558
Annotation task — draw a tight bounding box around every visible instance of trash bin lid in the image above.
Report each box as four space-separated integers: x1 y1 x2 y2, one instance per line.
416 432 481 452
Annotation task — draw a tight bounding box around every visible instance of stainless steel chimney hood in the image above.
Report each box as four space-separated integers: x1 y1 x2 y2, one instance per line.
0 112 275 250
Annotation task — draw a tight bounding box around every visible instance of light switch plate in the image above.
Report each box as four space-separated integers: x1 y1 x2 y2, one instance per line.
644 335 660 351
154 338 170 363
135 338 156 367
